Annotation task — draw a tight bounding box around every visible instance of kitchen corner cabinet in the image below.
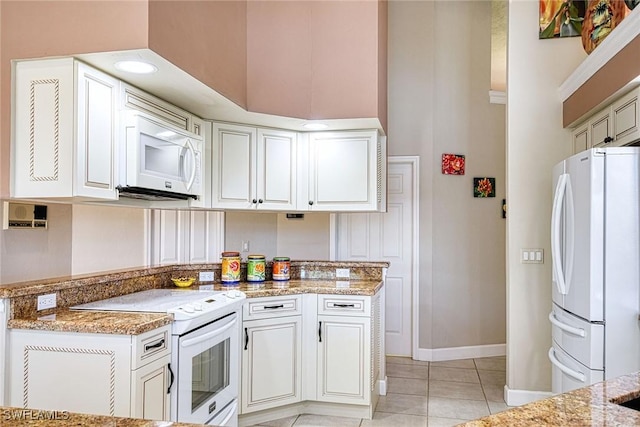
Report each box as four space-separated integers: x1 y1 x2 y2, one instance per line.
239 292 383 420
211 123 297 210
12 58 119 200
571 87 640 153
241 296 303 413
301 130 386 212
9 325 171 420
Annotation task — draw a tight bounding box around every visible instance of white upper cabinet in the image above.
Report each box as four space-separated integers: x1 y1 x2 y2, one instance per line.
12 58 119 200
571 87 640 153
211 123 297 210
300 130 386 212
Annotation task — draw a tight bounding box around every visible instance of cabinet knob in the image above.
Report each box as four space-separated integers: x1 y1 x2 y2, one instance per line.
252 199 257 204
309 201 314 206
604 136 614 144
258 199 263 204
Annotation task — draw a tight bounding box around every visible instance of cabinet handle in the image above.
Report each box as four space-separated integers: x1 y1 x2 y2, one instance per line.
318 321 322 342
309 201 314 206
333 303 355 308
144 339 165 352
604 136 614 143
244 327 249 350
263 304 284 310
258 199 263 204
252 199 257 204
167 363 174 394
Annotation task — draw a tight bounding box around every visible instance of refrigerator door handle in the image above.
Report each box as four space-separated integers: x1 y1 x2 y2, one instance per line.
548 311 585 337
548 347 586 382
551 173 569 295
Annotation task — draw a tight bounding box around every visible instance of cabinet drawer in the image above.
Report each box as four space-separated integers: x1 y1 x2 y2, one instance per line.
132 325 171 369
243 295 302 320
318 295 370 317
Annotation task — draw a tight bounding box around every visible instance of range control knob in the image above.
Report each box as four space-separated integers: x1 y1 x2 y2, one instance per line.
182 304 195 313
193 303 203 311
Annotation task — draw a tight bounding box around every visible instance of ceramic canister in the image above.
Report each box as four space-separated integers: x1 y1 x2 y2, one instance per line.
221 251 241 284
272 257 291 281
247 255 266 282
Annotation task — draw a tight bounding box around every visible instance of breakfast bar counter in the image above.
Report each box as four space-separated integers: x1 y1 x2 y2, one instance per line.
460 372 640 426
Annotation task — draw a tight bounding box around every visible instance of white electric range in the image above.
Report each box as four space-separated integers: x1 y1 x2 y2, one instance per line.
72 288 246 426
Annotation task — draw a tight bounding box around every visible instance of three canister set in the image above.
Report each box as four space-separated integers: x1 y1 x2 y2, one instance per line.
221 252 290 284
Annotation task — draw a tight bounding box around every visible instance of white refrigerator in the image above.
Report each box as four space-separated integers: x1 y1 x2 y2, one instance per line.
549 147 640 394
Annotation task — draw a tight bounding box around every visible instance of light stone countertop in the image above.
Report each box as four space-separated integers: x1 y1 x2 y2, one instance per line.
460 372 640 426
7 279 383 335
0 406 206 426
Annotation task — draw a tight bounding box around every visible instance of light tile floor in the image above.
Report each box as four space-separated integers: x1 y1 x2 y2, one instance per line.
245 356 512 427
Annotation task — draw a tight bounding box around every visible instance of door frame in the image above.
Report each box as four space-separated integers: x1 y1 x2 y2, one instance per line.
330 155 420 359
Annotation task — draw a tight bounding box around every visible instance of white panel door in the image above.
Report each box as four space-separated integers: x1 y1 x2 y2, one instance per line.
336 159 416 356
257 129 297 210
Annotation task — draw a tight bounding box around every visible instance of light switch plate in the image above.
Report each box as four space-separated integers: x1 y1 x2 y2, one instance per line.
521 248 544 264
336 268 350 278
199 271 215 282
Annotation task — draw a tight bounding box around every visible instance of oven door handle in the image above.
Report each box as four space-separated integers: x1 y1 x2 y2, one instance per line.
180 318 236 348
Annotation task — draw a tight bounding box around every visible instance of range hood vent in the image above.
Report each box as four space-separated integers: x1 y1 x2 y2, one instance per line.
116 186 198 201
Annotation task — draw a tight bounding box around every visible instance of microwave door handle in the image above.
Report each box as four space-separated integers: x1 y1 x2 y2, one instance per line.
183 138 197 191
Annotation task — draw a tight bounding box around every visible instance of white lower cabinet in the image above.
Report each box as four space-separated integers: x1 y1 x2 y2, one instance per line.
241 315 302 413
9 325 171 420
317 315 370 405
239 292 382 420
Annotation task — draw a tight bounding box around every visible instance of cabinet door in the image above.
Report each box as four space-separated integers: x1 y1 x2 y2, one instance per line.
590 109 612 147
188 210 224 264
12 58 75 198
317 315 371 405
75 62 118 199
256 129 297 210
571 123 590 154
612 88 640 147
131 355 171 421
241 316 302 413
211 123 257 209
306 131 381 211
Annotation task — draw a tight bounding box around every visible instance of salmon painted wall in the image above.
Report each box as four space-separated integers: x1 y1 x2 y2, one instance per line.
247 0 386 127
148 0 247 109
0 0 149 198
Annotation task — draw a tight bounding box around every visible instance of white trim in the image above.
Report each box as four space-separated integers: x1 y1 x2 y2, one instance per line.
378 376 388 396
329 213 337 261
559 6 640 102
388 156 420 361
415 343 506 362
504 385 552 407
489 90 507 105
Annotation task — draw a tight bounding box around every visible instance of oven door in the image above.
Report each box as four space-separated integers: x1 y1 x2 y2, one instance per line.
175 312 238 424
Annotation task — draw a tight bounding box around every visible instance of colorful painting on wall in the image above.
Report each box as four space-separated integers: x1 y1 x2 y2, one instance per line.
581 0 634 53
539 0 587 39
474 177 496 198
442 154 465 175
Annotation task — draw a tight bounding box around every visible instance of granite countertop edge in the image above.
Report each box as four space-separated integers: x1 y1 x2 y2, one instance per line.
459 372 640 426
7 279 383 335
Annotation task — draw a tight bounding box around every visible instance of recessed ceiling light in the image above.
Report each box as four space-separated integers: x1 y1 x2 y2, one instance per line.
302 122 329 130
114 60 158 74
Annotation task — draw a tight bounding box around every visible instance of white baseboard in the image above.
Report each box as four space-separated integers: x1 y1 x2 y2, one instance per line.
504 385 552 406
415 343 506 361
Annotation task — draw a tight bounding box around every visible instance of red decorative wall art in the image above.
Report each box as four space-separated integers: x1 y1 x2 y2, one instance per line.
442 154 465 175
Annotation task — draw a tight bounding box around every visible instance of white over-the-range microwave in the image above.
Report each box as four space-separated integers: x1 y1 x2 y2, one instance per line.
118 112 203 201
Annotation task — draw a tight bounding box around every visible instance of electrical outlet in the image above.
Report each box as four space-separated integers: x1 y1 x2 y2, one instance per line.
37 293 56 311
199 271 215 282
242 241 250 252
336 268 350 278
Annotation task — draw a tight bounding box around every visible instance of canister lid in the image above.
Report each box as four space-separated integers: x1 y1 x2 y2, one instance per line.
248 254 265 259
273 256 290 261
221 251 240 257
